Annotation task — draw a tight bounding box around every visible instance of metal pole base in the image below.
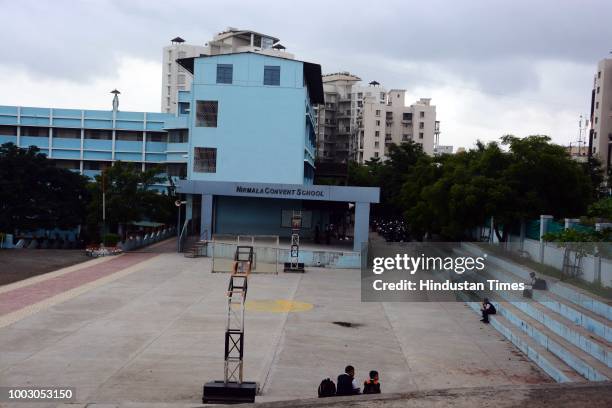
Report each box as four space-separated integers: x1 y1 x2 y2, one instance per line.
283 262 305 272
203 381 258 404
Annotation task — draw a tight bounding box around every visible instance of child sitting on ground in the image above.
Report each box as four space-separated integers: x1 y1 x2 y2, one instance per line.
362 370 381 394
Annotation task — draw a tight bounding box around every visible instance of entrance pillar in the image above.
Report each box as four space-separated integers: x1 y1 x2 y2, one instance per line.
353 202 370 252
201 194 213 240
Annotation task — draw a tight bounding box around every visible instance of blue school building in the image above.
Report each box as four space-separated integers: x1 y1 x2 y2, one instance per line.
0 52 379 251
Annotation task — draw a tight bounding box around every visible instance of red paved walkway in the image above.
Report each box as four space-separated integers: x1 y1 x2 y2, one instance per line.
0 239 175 317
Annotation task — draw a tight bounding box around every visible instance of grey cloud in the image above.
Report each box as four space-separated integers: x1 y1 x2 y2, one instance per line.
2 0 611 84
0 0 609 147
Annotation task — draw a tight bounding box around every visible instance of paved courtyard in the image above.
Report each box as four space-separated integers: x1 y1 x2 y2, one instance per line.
0 240 551 407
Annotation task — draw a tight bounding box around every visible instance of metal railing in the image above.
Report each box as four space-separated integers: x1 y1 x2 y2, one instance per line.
178 218 191 252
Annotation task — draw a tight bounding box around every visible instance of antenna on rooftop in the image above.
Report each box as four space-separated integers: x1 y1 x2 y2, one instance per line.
569 114 588 159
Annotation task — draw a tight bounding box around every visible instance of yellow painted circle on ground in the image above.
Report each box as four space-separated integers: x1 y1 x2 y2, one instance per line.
244 299 313 313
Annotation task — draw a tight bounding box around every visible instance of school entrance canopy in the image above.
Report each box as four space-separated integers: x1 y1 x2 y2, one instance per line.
176 180 380 251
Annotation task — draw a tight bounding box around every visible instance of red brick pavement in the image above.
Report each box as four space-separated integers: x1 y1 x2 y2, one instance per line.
0 239 176 317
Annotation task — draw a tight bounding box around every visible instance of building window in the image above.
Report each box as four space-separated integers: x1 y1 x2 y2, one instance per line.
177 74 186 85
0 125 17 136
21 126 48 137
374 141 379 148
53 128 81 139
146 132 166 142
374 152 379 158
178 102 190 114
116 130 141 141
83 161 111 171
597 86 600 94
216 64 233 84
403 112 412 121
168 129 188 143
598 71 601 79
375 110 381 116
595 117 598 124
419 122 424 129
167 163 187 178
358 93 363 99
263 65 281 86
402 134 410 141
196 101 218 127
375 131 380 137
420 111 425 118
53 160 80 170
596 101 599 109
376 120 381 126
419 132 424 139
85 129 112 140
193 147 217 173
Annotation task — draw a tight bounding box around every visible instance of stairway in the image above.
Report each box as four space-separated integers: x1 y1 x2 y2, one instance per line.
455 243 611 383
183 236 208 258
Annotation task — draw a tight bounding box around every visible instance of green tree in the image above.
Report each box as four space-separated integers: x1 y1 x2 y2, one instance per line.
587 197 612 220
86 162 174 239
500 135 593 223
0 143 89 233
398 136 596 241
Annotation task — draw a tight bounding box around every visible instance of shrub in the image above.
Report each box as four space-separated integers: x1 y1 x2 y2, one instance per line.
103 233 120 247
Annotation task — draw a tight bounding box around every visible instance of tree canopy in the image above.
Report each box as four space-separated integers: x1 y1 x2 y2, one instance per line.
86 161 175 238
349 136 602 241
0 143 89 233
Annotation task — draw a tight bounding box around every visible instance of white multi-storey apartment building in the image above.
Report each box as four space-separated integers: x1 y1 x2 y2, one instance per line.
315 76 437 164
161 38 207 114
590 58 612 173
316 72 362 162
161 28 293 113
357 90 436 162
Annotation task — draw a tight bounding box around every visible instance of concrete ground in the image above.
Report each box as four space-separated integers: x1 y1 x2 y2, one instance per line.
249 382 612 408
0 241 552 407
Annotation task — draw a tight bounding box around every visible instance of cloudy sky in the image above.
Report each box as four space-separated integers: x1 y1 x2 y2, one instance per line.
1 0 611 149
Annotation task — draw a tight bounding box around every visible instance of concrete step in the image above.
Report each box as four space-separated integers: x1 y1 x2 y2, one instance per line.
456 268 611 381
495 299 611 381
454 246 612 368
532 290 612 343
459 291 586 383
457 250 612 372
461 243 612 321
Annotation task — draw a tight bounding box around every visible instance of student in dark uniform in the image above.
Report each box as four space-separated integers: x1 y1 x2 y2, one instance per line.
336 365 360 395
480 298 496 323
362 370 381 394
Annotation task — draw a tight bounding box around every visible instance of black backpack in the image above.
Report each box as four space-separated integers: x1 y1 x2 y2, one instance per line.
318 378 336 397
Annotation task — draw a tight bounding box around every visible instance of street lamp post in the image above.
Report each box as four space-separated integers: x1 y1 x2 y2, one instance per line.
175 199 187 251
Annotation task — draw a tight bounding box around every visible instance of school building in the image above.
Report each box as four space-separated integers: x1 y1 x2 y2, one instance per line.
0 52 379 251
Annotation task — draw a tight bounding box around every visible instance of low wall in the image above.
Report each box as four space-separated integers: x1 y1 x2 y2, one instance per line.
210 241 360 272
0 234 14 249
498 236 611 288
